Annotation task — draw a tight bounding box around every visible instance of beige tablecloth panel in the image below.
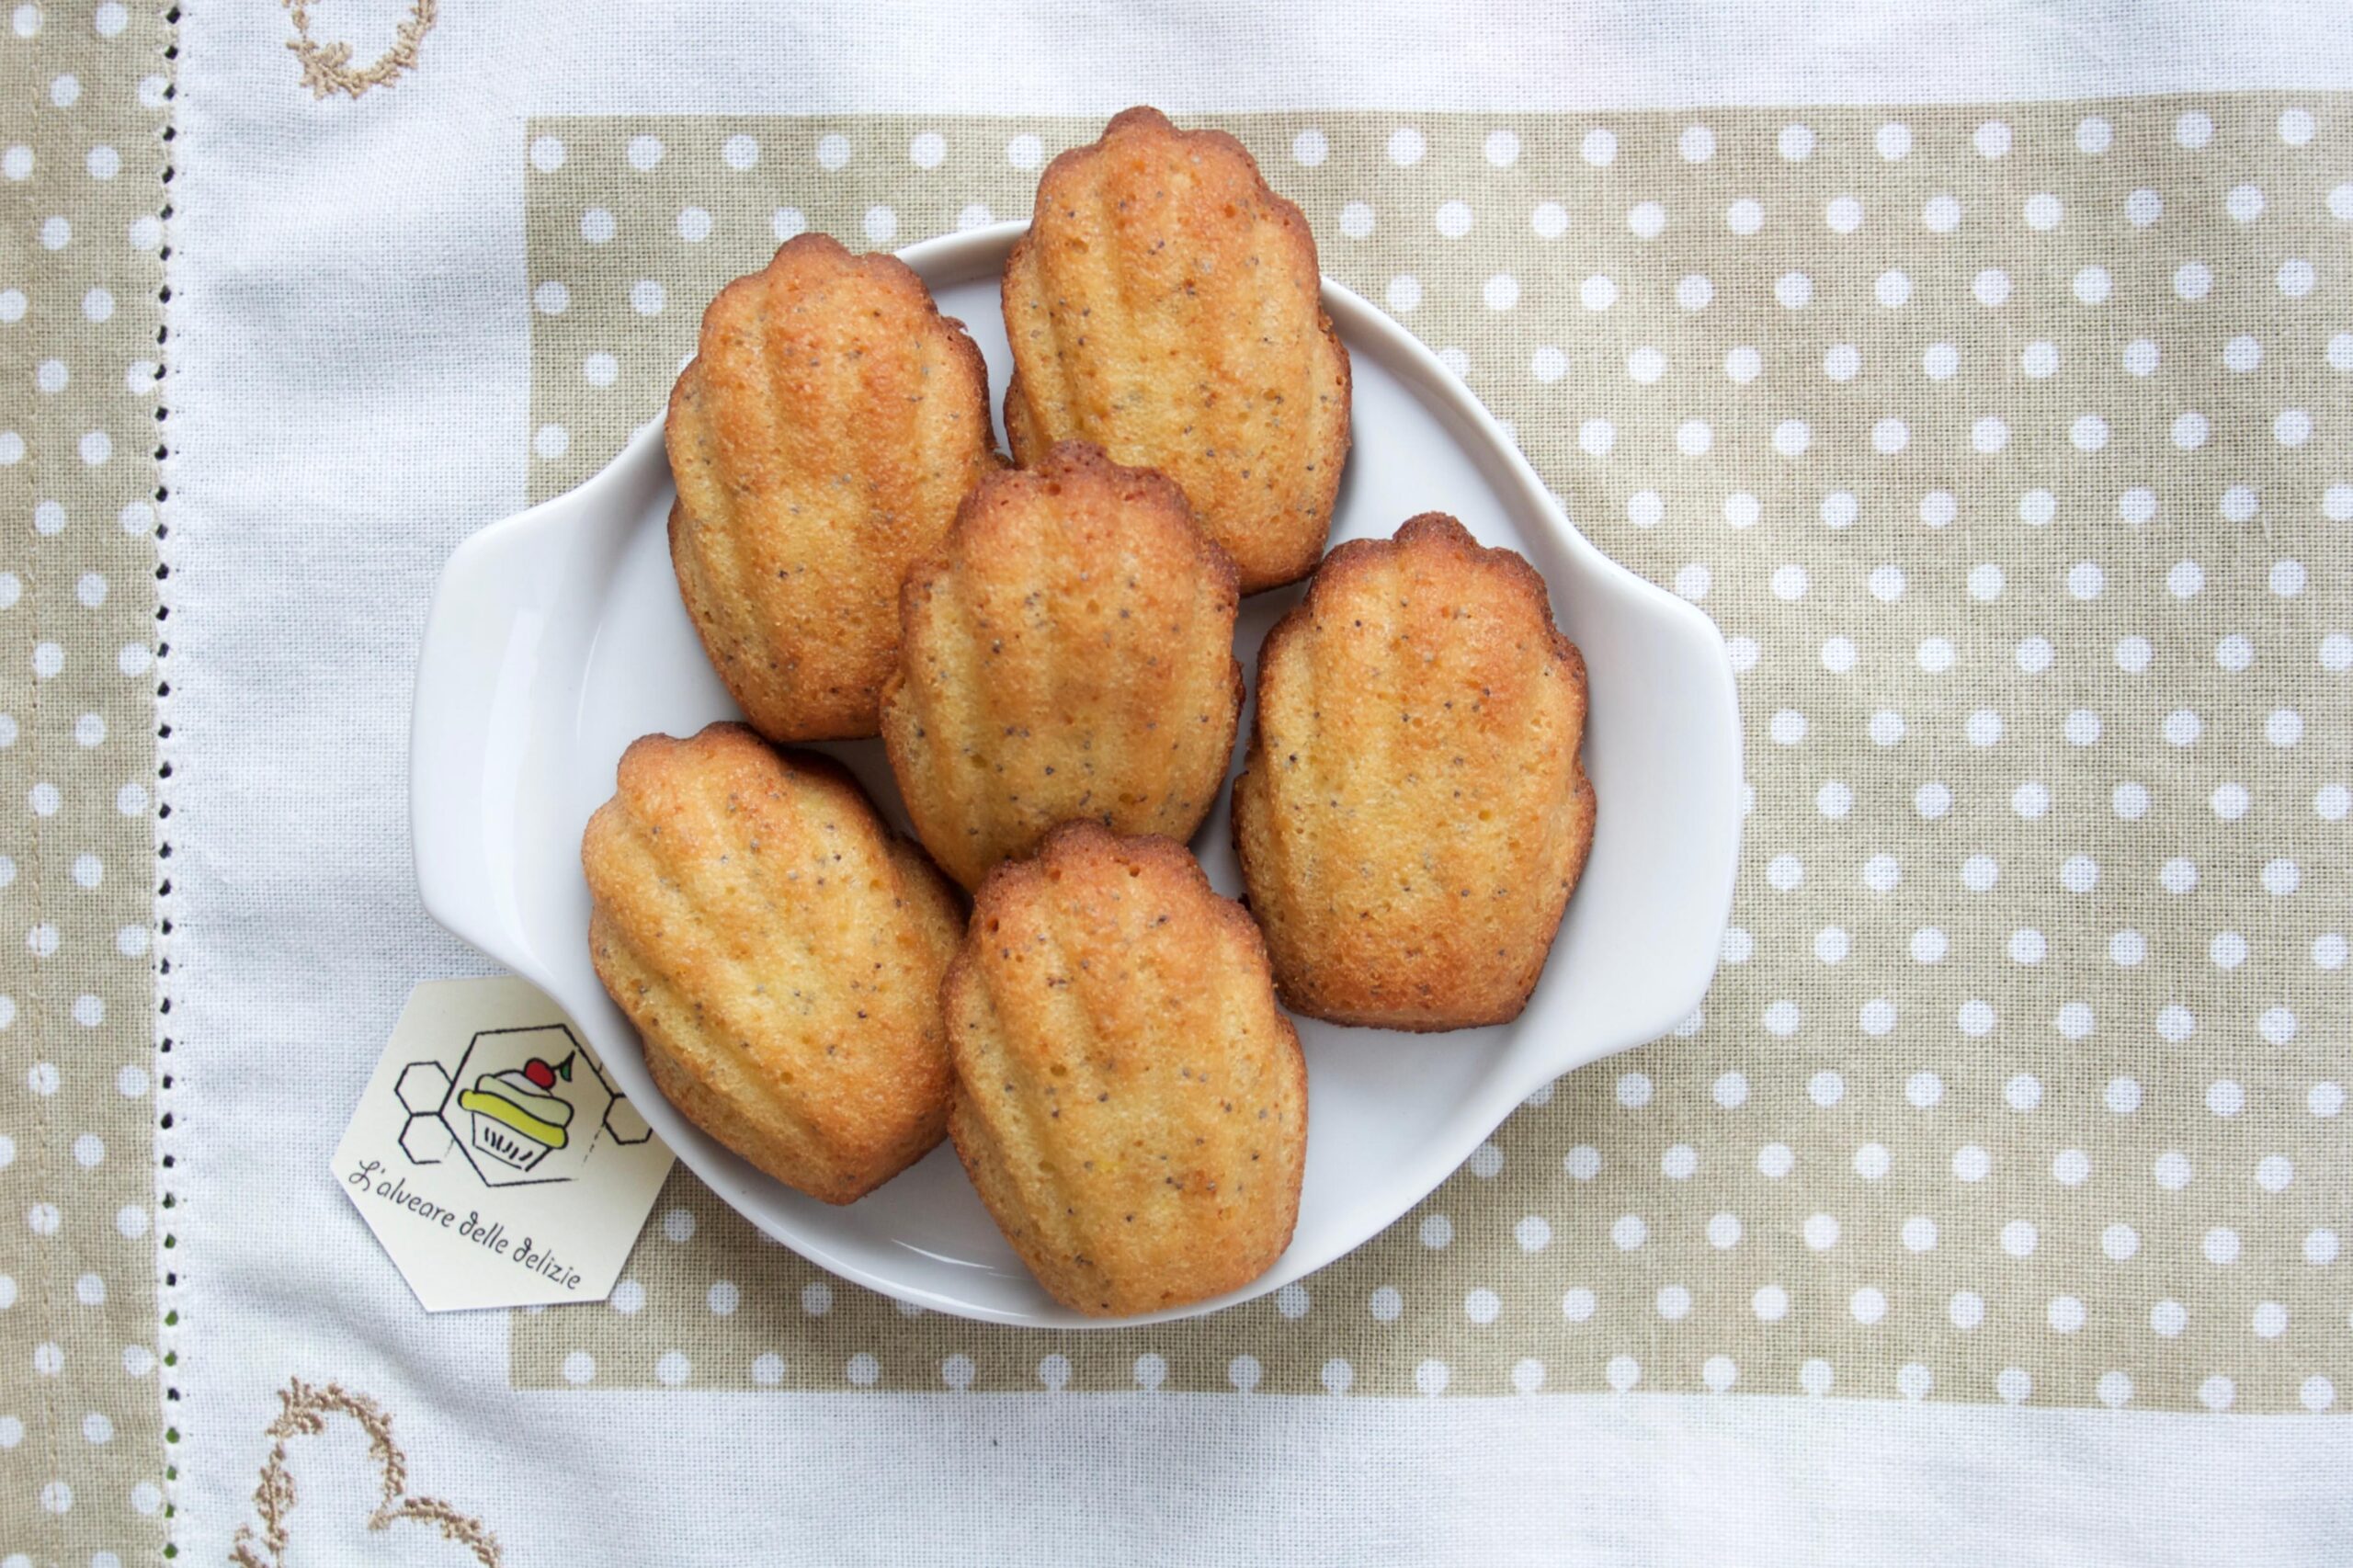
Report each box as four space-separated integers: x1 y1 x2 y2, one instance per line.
0 4 173 1562
506 103 2350 1410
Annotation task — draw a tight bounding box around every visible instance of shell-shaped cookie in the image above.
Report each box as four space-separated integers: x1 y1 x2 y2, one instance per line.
880 442 1244 892
1002 107 1350 595
582 723 966 1203
943 824 1306 1316
666 233 1003 742
1232 514 1597 1030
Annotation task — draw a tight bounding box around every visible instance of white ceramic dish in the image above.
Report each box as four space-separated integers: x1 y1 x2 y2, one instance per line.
411 221 1742 1326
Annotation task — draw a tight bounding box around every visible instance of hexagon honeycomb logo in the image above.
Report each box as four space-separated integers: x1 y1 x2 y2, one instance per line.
393 1024 652 1188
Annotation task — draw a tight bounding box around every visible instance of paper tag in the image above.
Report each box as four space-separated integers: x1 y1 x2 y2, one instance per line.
333 975 676 1312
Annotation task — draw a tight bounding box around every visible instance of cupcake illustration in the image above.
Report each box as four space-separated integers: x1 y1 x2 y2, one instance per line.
455 1051 576 1172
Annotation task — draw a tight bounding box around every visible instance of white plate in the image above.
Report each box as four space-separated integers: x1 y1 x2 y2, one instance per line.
411 222 1742 1326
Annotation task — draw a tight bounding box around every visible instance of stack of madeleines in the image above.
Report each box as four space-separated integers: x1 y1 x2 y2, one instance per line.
580 107 1597 1318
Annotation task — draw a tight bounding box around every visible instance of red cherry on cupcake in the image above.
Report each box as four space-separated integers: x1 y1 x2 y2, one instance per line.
523 1058 557 1090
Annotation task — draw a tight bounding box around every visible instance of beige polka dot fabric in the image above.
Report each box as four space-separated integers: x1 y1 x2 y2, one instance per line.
550 104 2340 1409
0 1 174 1560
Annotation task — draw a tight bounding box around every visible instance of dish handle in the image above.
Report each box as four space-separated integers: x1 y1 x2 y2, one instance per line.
408 513 561 972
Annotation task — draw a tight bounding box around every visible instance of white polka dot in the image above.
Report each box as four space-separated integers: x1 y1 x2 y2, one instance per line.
1731 118 1786 161
1875 268 1912 307
2308 1230 2340 1265
862 205 897 244
1676 274 1713 310
2071 264 2112 304
722 134 759 171
1387 126 1427 165
2175 109 2215 149
629 279 665 315
1759 1144 1795 1179
583 352 619 388
533 424 569 460
2303 1379 2336 1414
2257 1154 2294 1192
626 134 664 172
1562 1287 1597 1322
2020 340 2059 378
900 131 947 171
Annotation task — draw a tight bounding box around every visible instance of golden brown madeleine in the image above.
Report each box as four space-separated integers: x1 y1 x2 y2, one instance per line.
581 723 966 1204
880 442 1244 892
943 823 1306 1316
666 233 1003 741
1002 107 1350 595
1233 515 1597 1030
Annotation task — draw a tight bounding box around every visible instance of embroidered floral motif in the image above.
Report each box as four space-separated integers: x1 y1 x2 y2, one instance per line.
283 0 438 100
230 1379 500 1568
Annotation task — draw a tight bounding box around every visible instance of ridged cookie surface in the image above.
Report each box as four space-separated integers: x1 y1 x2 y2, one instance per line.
943 824 1306 1316
1233 514 1597 1030
1002 107 1350 595
667 233 1003 741
881 442 1244 891
582 723 966 1204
